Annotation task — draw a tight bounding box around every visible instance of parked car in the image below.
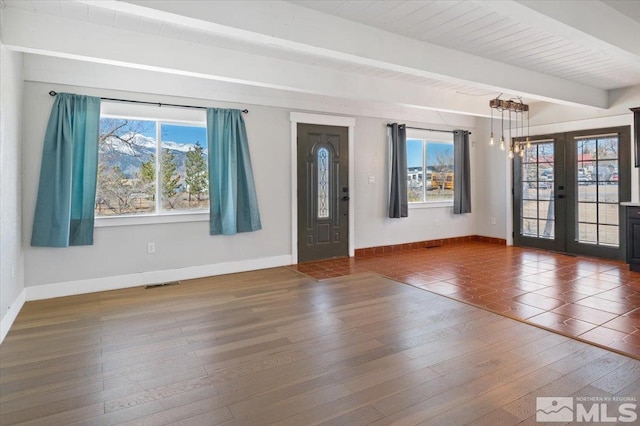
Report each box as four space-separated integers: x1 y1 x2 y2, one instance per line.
609 172 618 184
596 166 611 184
528 177 552 190
578 170 592 185
540 168 554 179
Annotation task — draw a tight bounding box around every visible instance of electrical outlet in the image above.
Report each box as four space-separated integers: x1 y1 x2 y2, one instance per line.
369 176 375 184
147 242 156 254
491 217 496 225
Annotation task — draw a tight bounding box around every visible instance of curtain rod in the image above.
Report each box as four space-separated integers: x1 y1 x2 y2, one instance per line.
386 123 471 135
48 91 249 114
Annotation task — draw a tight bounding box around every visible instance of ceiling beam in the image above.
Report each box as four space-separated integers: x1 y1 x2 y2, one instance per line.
3 0 614 110
512 0 640 63
2 8 492 117
87 0 609 108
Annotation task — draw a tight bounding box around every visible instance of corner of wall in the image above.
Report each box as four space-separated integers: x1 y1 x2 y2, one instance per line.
0 288 25 344
0 43 26 343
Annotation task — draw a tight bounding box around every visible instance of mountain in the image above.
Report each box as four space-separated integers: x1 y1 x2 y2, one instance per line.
99 132 206 179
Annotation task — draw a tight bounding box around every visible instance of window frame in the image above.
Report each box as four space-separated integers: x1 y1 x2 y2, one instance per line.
406 130 455 208
95 103 209 227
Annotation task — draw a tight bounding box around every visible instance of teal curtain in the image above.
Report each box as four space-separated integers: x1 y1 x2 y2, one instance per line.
207 108 262 235
31 93 101 247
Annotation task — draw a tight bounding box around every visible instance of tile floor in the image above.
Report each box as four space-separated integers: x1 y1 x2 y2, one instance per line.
289 241 640 359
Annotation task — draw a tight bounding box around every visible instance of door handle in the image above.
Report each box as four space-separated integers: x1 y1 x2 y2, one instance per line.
342 196 350 201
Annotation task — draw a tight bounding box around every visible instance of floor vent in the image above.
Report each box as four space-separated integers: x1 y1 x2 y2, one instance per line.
145 281 181 289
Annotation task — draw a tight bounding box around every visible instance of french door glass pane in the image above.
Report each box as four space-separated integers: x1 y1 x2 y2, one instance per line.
522 218 538 237
599 225 619 246
578 185 592 202
578 202 597 223
575 135 619 246
539 220 555 239
579 223 598 243
520 142 555 239
598 204 618 226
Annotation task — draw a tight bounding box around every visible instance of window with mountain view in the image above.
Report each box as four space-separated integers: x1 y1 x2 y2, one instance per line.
407 138 454 203
96 117 208 217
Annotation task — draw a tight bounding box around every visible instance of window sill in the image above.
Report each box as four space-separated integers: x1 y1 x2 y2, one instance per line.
95 211 209 227
408 201 453 209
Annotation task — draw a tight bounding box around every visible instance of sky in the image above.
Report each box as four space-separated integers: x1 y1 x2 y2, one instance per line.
101 118 206 146
162 124 207 145
407 138 454 168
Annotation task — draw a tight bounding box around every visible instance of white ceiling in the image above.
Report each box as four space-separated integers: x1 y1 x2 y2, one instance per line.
2 0 640 116
288 0 640 91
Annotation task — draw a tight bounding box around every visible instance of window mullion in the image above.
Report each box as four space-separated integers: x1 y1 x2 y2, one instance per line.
156 121 162 213
423 140 427 203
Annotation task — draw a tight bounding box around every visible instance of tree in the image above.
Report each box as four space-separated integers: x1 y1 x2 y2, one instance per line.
96 119 157 215
161 148 181 209
434 147 453 192
97 165 136 214
139 155 156 200
185 142 208 202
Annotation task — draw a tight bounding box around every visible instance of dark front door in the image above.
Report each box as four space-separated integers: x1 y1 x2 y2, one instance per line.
514 126 631 260
297 124 349 263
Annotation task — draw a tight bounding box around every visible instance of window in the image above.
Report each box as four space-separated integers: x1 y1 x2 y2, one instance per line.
96 115 208 217
407 136 454 203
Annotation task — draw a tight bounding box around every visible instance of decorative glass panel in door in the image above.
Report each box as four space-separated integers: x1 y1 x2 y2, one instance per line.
317 147 330 219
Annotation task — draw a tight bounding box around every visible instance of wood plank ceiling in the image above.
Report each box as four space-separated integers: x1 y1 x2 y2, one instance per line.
288 0 640 90
4 0 640 111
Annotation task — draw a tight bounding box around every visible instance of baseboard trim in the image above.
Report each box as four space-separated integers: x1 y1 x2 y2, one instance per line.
0 288 26 345
354 235 507 257
25 255 293 302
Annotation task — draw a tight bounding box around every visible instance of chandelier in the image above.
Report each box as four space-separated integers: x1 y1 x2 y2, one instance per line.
489 95 530 159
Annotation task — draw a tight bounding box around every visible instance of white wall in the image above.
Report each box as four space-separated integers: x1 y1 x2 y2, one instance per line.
20 56 480 295
18 53 640 300
529 85 640 128
474 117 512 241
0 43 25 339
22 81 292 291
354 116 476 248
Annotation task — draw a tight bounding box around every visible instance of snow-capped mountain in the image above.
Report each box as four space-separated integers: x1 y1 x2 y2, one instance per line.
100 132 204 154
99 132 206 179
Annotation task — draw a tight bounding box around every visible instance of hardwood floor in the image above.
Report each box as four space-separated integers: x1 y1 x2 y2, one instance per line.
292 241 640 359
1 268 639 425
